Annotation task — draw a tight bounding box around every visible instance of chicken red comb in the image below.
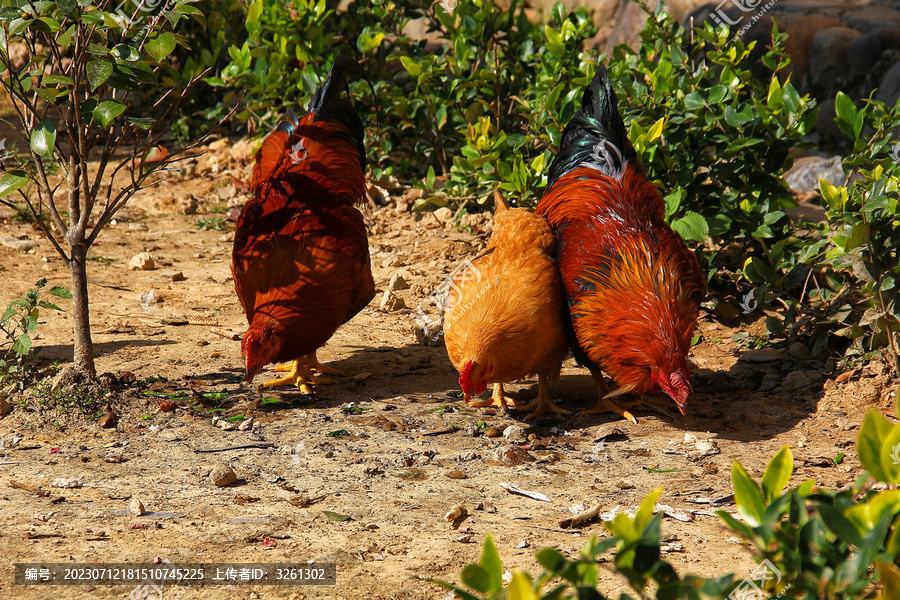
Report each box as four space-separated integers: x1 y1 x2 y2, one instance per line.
459 359 474 395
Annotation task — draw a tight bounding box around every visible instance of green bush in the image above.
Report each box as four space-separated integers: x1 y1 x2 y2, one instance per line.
0 279 71 389
438 407 900 600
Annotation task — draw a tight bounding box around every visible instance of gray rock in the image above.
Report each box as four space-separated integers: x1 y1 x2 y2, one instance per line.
782 370 813 390
848 28 900 74
757 371 783 392
0 236 37 251
808 27 862 91
739 348 784 363
784 156 844 193
876 61 900 111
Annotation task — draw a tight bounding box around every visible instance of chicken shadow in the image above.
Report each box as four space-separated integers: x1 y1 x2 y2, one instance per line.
182 337 826 444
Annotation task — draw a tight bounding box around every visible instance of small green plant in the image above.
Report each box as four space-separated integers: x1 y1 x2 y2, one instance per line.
194 216 226 231
439 412 900 599
29 380 107 420
0 279 71 388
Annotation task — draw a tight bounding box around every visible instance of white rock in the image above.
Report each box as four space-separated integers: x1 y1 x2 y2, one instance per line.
388 272 409 291
129 252 155 270
129 497 146 516
379 289 407 312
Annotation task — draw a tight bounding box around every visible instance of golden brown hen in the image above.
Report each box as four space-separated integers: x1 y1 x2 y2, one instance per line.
443 193 569 420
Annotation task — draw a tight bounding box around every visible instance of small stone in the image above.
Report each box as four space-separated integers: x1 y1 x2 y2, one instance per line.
484 427 503 438
129 252 155 271
208 138 230 151
739 348 784 363
445 470 467 479
502 425 528 442
379 289 406 312
218 232 234 243
137 289 162 308
218 185 237 201
159 271 184 282
210 463 237 487
787 342 808 358
0 396 11 417
616 479 635 490
0 236 38 251
388 272 409 291
433 207 454 225
756 371 782 393
129 498 146 516
782 371 812 391
784 156 844 194
494 445 534 466
413 315 443 347
128 223 149 231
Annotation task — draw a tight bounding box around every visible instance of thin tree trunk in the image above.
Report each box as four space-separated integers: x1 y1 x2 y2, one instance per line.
68 242 95 380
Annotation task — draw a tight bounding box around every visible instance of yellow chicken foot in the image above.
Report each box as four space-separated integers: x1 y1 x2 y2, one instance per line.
516 375 569 421
582 396 640 424
303 351 346 377
261 359 333 394
467 383 516 410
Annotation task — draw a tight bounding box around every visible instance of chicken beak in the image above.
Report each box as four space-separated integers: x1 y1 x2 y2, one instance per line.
243 368 254 383
463 392 471 403
675 399 688 416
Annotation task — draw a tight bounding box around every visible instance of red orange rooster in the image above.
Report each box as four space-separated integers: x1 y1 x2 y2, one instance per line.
537 65 704 421
232 57 375 392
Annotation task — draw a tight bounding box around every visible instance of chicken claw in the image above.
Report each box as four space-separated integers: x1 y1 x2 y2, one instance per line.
515 376 569 421
582 397 640 424
262 357 334 394
303 351 346 377
467 383 516 410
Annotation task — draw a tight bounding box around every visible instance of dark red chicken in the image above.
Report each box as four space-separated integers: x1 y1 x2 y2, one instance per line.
537 65 704 421
232 57 374 392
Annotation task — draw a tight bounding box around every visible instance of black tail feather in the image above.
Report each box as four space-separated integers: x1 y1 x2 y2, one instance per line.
277 57 371 170
546 65 636 189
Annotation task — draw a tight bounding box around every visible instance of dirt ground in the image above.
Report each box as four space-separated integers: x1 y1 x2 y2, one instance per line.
0 138 898 600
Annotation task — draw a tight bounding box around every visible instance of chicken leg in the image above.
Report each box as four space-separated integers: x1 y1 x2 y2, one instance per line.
581 367 639 424
261 352 337 394
515 375 569 421
467 383 516 410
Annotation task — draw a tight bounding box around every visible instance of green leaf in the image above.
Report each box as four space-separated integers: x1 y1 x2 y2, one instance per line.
881 424 900 484
145 32 176 62
323 511 351 521
859 409 894 483
760 445 792 504
460 564 492 593
671 211 708 242
478 534 503 593
13 333 32 356
48 286 72 299
400 56 421 78
30 118 56 158
732 460 765 527
0 171 29 198
87 59 113 90
834 91 858 136
93 100 126 128
634 487 662 534
110 44 140 62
